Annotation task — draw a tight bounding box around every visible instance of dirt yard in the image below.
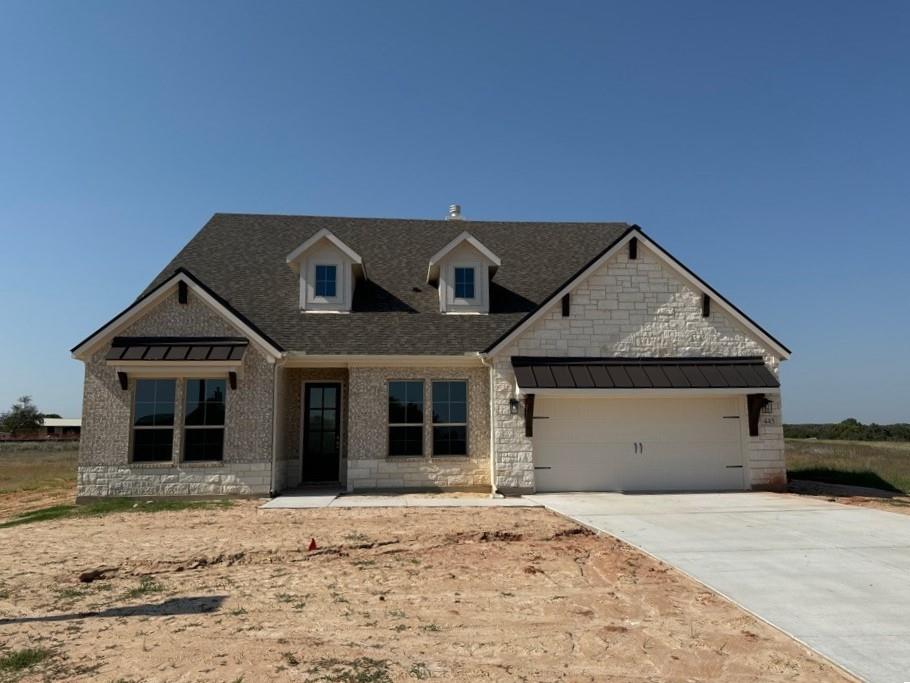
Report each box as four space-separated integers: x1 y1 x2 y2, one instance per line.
0 503 850 682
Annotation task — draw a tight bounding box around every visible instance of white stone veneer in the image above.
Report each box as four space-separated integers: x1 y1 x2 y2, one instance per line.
490 241 787 493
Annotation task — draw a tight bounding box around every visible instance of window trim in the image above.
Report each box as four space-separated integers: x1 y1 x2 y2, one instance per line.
182 378 227 463
314 263 338 299
130 378 177 464
453 266 476 301
387 379 425 457
431 379 469 457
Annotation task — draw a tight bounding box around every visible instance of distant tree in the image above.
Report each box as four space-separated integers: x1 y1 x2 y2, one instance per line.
44 413 61 419
0 396 45 435
784 418 910 442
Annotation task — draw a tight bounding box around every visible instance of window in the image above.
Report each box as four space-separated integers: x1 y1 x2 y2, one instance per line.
184 379 226 461
454 267 475 299
314 264 337 298
388 380 423 456
432 381 467 455
132 379 176 462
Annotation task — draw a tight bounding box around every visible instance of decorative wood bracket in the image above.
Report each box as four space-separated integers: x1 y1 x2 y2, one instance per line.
561 294 570 317
702 293 711 318
117 371 128 391
178 280 188 304
747 393 771 437
629 237 638 260
229 371 238 390
524 393 535 438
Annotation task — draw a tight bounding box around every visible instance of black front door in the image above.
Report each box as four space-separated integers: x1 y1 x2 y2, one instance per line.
302 383 341 482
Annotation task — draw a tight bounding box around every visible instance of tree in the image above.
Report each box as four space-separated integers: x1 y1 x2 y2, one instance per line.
0 396 44 435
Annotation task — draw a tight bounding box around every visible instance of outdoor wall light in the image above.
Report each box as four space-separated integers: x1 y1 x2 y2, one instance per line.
509 398 520 415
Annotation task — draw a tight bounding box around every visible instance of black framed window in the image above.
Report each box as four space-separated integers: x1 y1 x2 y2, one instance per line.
432 381 467 455
314 264 337 297
183 379 226 461
454 267 475 299
388 380 423 456
132 379 176 462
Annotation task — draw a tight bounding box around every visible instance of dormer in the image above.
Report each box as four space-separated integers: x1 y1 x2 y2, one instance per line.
427 231 501 314
286 228 366 313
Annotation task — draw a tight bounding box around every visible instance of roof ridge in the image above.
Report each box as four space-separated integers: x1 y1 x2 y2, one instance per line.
211 211 631 226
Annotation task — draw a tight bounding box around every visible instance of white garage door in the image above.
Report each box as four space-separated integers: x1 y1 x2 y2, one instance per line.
533 396 746 492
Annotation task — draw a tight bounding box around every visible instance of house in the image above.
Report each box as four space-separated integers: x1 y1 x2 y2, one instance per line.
71 207 789 500
40 417 82 439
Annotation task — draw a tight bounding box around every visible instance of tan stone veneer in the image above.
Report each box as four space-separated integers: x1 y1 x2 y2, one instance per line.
489 241 787 494
346 366 490 490
76 290 276 499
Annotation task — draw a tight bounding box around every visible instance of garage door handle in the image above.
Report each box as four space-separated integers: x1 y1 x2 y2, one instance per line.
725 465 743 469
534 466 552 470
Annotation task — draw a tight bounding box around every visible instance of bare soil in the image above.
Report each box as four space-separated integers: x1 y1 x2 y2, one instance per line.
0 502 850 682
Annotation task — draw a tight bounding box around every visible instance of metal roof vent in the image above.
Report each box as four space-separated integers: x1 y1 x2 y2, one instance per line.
446 204 463 220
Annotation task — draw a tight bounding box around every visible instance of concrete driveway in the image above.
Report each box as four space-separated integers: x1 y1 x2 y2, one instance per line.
526 492 910 683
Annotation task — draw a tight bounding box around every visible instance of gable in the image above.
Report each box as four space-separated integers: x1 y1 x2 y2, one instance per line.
71 270 283 361
496 237 787 367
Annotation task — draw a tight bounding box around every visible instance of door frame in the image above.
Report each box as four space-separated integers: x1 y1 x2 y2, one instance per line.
300 381 344 484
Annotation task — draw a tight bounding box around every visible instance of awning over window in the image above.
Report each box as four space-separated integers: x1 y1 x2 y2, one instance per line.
511 356 779 390
106 337 248 362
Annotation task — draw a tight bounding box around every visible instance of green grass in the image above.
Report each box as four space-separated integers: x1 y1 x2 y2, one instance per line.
0 497 232 528
786 439 910 493
0 647 52 672
124 576 164 599
0 443 78 494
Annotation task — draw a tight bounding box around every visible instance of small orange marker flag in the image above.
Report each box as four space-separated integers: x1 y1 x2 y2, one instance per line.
308 538 317 551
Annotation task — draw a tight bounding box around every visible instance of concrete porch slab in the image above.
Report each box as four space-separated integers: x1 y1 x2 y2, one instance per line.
260 490 341 509
329 494 541 508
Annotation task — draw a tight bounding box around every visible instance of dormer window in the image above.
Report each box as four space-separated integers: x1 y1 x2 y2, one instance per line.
286 229 366 313
454 267 475 300
314 265 337 298
427 231 501 314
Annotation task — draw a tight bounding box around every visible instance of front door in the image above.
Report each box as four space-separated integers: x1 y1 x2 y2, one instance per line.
302 383 341 483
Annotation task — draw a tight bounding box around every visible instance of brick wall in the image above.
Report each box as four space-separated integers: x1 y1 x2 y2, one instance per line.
77 289 276 498
346 366 490 490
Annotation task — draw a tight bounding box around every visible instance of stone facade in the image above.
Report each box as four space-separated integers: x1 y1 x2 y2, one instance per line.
490 241 786 493
77 289 276 498
346 366 490 490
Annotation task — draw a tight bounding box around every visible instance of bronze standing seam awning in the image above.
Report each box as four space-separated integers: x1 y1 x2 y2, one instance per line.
511 356 779 390
106 337 248 362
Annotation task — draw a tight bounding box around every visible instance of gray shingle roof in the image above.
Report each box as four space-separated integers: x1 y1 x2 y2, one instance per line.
141 213 632 355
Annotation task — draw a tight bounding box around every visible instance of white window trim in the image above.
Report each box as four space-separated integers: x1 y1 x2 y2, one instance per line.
311 262 342 304
443 259 488 314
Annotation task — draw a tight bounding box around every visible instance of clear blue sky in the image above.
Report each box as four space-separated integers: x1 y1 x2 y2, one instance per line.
1 1 908 423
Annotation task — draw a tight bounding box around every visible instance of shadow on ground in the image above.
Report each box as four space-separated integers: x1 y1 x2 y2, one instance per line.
0 596 226 626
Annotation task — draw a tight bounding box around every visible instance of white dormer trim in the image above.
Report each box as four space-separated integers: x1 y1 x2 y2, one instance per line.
285 229 365 313
427 232 500 315
426 231 500 285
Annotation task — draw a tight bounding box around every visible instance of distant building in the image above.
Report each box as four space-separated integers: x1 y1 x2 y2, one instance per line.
40 418 81 439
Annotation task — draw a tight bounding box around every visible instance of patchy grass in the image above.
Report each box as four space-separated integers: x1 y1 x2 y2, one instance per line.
0 443 78 494
0 497 232 528
123 576 164 600
0 647 53 673
787 439 910 493
305 657 392 683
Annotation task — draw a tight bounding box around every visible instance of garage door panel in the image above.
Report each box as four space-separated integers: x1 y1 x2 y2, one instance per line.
533 396 746 492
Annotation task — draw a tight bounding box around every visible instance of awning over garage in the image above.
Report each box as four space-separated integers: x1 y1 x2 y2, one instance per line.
512 356 779 391
106 337 248 362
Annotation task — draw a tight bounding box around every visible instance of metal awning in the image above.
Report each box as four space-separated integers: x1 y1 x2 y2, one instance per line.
511 356 779 390
106 337 248 362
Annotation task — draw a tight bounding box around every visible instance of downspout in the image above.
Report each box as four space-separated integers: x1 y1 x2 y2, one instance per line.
269 357 284 497
479 353 499 497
